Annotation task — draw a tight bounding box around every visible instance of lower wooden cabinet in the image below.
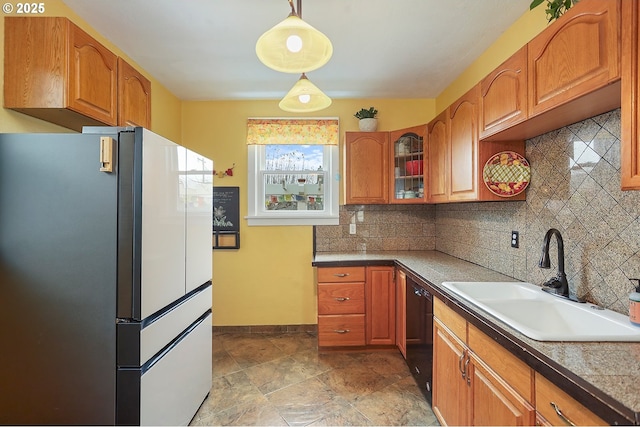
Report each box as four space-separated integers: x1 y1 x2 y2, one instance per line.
535 373 607 426
316 265 395 348
317 266 366 347
317 282 365 314
366 266 395 345
433 299 535 426
432 318 471 426
471 355 535 426
395 270 407 358
433 297 613 426
317 314 365 347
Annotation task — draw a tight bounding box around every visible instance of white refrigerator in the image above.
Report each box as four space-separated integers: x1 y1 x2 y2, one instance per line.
0 127 213 425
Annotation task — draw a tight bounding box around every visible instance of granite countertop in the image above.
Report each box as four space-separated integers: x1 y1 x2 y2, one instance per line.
313 250 640 425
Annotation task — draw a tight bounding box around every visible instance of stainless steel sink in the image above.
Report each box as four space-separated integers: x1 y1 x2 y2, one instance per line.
440 281 640 342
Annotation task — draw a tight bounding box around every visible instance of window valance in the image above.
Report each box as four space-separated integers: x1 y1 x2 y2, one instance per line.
246 118 339 145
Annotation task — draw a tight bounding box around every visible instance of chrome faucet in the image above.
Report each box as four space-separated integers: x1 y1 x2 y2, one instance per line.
538 228 583 302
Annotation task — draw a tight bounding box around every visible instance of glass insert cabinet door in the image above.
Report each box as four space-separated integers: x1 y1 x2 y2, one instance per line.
262 145 326 211
393 132 425 202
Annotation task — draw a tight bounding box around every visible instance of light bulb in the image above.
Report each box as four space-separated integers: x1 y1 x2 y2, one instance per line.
298 94 311 104
286 34 303 53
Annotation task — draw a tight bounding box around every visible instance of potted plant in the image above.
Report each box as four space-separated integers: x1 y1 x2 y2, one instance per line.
354 107 378 132
530 0 578 23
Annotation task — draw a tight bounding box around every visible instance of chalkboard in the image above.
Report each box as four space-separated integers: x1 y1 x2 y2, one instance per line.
213 186 239 249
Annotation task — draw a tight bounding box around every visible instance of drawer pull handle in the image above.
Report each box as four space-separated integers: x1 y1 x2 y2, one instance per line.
334 329 350 334
333 273 350 277
335 297 350 302
550 402 576 426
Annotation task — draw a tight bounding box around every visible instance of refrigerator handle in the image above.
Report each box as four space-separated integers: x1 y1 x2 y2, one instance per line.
100 136 115 172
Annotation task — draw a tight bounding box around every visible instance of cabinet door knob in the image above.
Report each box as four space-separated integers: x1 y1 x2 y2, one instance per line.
550 402 576 426
334 297 350 302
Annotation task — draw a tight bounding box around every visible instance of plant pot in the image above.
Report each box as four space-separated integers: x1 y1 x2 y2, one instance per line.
358 118 378 132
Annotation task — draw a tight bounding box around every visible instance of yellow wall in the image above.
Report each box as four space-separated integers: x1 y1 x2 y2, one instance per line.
0 0 182 140
182 99 434 325
435 5 548 114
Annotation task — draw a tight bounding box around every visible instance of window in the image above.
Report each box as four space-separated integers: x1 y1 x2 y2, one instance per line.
246 118 339 226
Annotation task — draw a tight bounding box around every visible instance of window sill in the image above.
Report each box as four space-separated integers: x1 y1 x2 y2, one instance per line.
245 215 339 226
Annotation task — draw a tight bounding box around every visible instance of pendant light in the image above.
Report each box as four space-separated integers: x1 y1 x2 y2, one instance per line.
256 0 333 74
279 73 332 113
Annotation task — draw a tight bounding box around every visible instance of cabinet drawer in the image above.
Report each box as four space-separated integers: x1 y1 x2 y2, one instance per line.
318 314 365 346
433 298 467 342
535 372 607 426
468 323 533 403
318 283 365 315
317 266 365 283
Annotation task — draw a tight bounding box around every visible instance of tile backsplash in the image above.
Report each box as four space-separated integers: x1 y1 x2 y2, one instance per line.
314 204 435 252
317 109 640 316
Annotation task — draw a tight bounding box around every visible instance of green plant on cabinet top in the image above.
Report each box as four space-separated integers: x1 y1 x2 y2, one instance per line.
529 0 578 22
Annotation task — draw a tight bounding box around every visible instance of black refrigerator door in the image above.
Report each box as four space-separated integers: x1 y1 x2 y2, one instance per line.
0 133 119 425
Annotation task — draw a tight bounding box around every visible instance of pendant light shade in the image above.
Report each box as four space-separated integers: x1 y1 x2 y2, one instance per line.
256 10 333 73
279 73 332 113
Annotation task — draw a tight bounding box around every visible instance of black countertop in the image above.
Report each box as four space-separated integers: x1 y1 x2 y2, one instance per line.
313 250 640 425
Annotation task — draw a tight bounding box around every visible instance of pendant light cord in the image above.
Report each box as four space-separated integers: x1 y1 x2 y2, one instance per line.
287 0 302 17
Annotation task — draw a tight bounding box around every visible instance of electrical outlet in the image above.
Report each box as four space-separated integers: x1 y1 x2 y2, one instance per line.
511 231 519 248
349 223 356 234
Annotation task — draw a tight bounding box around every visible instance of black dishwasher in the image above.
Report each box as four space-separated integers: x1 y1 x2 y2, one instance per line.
405 278 434 403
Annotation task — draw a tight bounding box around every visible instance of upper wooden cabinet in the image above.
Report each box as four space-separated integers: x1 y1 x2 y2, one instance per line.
427 86 527 204
4 17 151 131
481 0 621 143
621 0 640 190
118 57 152 128
5 17 117 129
527 0 619 117
449 85 480 202
427 109 449 203
390 125 427 203
480 46 528 140
345 132 389 204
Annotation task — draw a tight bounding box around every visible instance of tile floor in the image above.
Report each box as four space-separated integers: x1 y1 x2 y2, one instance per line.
190 331 439 426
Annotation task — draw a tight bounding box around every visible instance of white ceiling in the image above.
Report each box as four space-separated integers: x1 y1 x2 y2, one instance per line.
61 0 532 101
